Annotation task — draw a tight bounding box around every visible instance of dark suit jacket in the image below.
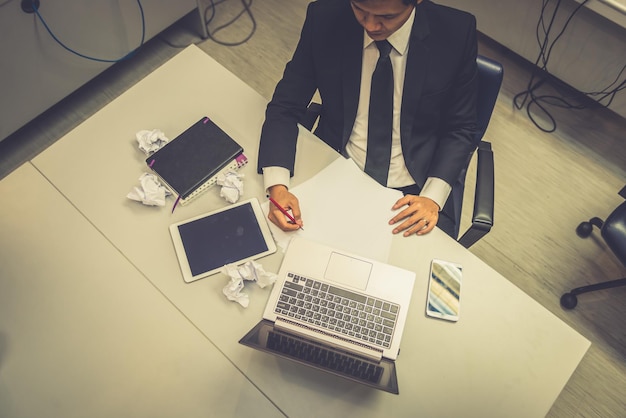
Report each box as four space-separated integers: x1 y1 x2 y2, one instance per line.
258 0 477 209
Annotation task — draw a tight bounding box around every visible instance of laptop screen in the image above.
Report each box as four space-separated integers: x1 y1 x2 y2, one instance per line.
240 319 400 394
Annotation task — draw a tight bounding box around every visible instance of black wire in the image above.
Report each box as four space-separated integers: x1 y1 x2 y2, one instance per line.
31 0 146 63
514 0 587 132
586 66 626 107
205 0 256 47
158 0 256 49
513 0 561 114
513 0 626 133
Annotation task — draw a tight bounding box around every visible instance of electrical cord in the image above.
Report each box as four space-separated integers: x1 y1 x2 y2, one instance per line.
204 0 256 46
31 0 146 63
513 0 626 132
158 0 256 49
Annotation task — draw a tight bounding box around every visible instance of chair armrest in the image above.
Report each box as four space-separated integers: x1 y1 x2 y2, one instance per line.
458 141 495 248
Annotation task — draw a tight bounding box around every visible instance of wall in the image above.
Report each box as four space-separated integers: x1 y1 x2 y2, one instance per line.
0 0 197 141
439 0 626 120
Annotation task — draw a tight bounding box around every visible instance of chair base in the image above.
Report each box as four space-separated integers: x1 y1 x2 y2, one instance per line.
575 217 603 238
560 278 626 309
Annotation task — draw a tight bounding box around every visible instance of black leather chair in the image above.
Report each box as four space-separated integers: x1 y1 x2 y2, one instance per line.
300 55 504 248
560 186 626 309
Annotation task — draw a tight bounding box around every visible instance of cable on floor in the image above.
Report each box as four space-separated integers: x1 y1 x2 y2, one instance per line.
204 0 256 46
159 0 256 49
513 0 626 132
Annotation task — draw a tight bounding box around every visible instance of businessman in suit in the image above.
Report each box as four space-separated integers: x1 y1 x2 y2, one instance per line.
257 0 477 238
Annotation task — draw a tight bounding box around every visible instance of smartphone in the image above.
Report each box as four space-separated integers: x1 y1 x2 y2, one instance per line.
426 259 463 322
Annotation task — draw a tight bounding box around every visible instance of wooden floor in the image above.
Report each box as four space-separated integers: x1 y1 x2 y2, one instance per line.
1 1 625 416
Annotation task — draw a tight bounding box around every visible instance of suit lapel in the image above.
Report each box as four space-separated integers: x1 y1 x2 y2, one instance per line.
400 4 430 146
341 19 363 147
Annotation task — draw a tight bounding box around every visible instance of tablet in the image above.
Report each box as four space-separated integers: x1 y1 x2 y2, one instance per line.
169 198 277 282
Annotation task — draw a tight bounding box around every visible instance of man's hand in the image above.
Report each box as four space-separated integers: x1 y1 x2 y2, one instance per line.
267 185 303 231
389 195 439 236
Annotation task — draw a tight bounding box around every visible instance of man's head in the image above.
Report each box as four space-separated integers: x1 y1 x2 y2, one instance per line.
350 0 418 41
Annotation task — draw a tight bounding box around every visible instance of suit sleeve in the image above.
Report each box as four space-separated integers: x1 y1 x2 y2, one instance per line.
257 2 320 176
427 15 478 185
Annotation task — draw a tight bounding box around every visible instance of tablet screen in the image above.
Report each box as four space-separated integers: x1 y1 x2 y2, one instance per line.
170 198 276 282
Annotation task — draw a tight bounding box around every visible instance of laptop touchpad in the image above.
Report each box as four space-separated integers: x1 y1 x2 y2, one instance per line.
325 252 372 291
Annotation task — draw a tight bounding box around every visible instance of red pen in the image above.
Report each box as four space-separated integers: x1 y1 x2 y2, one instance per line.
269 197 303 230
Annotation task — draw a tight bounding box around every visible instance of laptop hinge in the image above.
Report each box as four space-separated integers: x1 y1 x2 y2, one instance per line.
275 317 384 362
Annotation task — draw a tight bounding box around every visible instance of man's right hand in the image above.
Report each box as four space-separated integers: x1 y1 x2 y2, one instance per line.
267 185 303 231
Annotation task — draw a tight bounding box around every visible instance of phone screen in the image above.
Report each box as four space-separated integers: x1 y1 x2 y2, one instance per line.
426 259 463 322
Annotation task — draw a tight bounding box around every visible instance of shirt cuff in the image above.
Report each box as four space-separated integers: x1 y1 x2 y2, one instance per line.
419 177 451 211
262 166 291 193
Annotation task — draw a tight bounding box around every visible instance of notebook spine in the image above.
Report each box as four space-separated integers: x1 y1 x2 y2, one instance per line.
178 153 248 206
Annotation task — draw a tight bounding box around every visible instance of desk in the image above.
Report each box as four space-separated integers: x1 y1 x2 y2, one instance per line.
2 45 590 417
0 165 282 417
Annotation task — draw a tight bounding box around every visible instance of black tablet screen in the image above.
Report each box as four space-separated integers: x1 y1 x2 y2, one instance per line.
177 203 268 276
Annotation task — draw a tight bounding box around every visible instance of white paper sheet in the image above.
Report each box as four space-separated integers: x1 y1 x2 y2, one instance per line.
264 157 403 262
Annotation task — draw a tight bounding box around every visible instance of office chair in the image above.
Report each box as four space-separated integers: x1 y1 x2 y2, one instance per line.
560 186 626 309
299 55 504 248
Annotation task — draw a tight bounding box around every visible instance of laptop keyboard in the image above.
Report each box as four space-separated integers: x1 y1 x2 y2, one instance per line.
274 272 400 349
266 329 384 383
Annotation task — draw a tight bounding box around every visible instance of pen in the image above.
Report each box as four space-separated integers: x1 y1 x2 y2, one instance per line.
269 197 303 230
171 195 181 214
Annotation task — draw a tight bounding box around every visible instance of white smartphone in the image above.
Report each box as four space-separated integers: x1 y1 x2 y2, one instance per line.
426 259 463 322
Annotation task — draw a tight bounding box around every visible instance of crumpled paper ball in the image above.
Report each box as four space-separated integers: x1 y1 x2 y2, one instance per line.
127 173 171 206
217 171 244 203
221 260 277 307
136 129 169 155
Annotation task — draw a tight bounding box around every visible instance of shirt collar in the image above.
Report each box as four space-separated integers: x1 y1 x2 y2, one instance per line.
362 6 415 56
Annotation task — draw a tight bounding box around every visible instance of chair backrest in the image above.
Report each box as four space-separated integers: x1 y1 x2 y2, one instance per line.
602 200 626 267
474 55 504 144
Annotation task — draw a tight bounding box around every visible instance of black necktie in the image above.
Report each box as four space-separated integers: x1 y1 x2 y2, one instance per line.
365 40 394 186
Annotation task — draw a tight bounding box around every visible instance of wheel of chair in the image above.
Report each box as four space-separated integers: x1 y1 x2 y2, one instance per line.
576 222 593 238
560 292 578 309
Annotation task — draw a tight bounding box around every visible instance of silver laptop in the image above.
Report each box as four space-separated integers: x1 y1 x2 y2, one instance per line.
239 237 416 394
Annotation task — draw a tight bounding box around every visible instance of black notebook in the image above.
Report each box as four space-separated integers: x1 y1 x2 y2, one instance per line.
146 117 246 206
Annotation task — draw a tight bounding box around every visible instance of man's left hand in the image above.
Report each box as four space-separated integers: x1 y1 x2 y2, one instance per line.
389 195 439 236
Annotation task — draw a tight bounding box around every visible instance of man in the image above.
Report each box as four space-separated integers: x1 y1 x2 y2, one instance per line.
257 0 477 238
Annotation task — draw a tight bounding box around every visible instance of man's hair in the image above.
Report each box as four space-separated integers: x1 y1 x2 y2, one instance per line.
352 0 418 5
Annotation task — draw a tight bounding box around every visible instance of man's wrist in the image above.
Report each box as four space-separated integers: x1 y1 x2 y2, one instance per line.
268 184 288 196
420 177 451 211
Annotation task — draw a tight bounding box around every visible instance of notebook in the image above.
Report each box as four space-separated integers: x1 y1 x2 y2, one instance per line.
146 116 246 206
239 237 416 394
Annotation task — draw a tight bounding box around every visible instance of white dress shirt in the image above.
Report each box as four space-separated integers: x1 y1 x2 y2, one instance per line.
264 7 451 210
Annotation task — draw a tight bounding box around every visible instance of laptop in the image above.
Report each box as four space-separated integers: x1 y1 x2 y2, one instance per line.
239 237 416 394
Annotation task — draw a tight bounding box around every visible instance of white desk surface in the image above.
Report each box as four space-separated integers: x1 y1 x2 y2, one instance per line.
0 164 282 418
12 45 590 417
